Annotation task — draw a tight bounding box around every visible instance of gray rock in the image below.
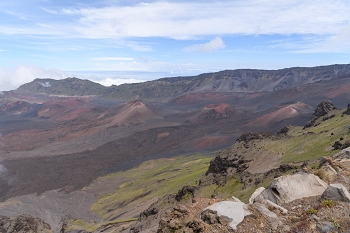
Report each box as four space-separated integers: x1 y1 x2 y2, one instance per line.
317 221 338 233
321 183 350 202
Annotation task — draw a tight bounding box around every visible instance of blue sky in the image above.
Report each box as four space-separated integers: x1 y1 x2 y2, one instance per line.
1 0 350 90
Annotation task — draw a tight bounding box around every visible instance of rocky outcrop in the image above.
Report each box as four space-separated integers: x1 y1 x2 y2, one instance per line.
255 173 328 205
0 215 53 233
343 103 350 115
276 125 290 135
236 132 277 144
175 186 198 201
157 205 208 233
304 100 337 129
332 140 350 150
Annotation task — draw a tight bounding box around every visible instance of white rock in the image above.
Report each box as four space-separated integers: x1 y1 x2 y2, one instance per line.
249 187 265 204
204 201 245 230
256 173 327 205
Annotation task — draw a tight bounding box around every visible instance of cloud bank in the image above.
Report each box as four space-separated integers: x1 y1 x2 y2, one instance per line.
0 66 68 91
2 1 350 40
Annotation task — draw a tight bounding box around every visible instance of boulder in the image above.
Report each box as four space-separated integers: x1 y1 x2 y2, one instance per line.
321 183 350 202
255 173 327 205
203 201 245 230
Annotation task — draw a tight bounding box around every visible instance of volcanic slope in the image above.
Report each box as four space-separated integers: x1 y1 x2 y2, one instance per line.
59 100 350 232
2 72 350 201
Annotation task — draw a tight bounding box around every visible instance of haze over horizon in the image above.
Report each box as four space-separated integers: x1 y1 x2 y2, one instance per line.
1 0 350 91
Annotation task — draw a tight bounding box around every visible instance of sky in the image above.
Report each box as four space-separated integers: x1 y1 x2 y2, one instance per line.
1 0 350 91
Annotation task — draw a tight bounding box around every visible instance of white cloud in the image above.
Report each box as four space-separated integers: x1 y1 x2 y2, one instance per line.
5 11 28 20
2 1 349 40
89 57 134 61
41 7 58 15
95 77 146 86
125 42 153 52
0 66 68 91
184 37 225 52
57 1 350 39
271 23 350 53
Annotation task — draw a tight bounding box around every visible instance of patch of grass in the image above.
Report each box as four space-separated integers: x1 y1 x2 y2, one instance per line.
329 215 342 229
214 177 242 199
307 208 318 214
321 199 334 208
315 169 326 179
195 184 217 198
264 111 350 163
90 153 214 220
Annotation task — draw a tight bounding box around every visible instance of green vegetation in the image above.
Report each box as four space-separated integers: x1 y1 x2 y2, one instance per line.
90 153 213 220
307 208 318 214
321 199 334 208
329 215 342 229
252 110 350 163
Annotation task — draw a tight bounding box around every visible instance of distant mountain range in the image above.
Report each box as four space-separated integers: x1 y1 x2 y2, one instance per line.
16 64 350 99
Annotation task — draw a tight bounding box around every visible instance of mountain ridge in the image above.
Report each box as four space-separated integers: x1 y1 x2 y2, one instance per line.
15 63 350 100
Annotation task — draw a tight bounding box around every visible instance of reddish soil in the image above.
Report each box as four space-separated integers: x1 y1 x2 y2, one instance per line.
203 103 233 114
246 102 314 128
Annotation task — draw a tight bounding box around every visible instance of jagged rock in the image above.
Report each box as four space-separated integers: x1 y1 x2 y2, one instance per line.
276 125 290 135
200 209 219 225
157 204 210 233
185 219 207 232
139 206 159 221
333 140 343 150
175 186 198 201
0 215 53 233
203 201 245 230
236 132 276 144
321 183 350 202
249 187 265 204
304 100 337 129
255 173 328 205
343 103 350 115
333 140 350 150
